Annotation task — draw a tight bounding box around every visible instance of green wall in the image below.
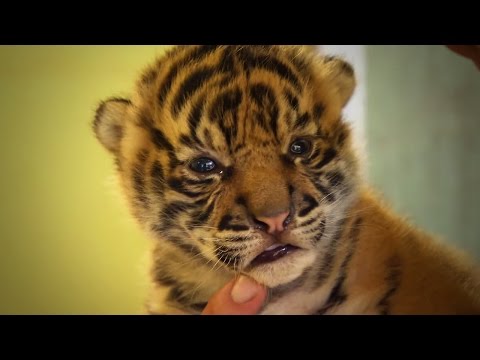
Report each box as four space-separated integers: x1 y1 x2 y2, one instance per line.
366 45 480 260
0 46 169 314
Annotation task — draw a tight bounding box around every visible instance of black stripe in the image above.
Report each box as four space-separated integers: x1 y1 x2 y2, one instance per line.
187 94 206 142
171 66 217 116
310 148 321 160
132 150 149 208
168 152 182 170
172 67 216 116
167 286 188 305
189 200 216 228
223 237 250 245
326 171 344 188
138 112 153 129
253 111 269 132
319 276 347 314
257 138 272 147
336 123 348 147
194 197 209 206
171 237 202 257
313 103 325 120
167 177 204 198
377 256 402 315
269 105 280 140
209 89 243 148
218 214 249 232
206 48 238 89
156 201 197 232
219 75 235 87
202 128 214 149
219 47 236 73
316 218 362 314
155 257 210 312
151 160 165 195
312 219 326 243
288 184 295 196
315 250 336 289
166 268 208 308
237 48 302 91
219 122 235 149
179 134 197 147
233 142 246 152
235 196 247 206
248 84 279 138
313 180 335 203
260 140 275 150
151 128 174 152
142 67 158 85
190 302 208 312
314 148 337 170
151 218 202 256
268 266 311 303
298 194 319 217
293 112 310 130
289 51 310 78
284 90 299 110
302 148 321 166
157 45 220 106
154 269 178 287
280 154 295 167
184 178 214 186
209 88 243 123
161 201 195 220
222 166 234 181
304 218 324 234
314 218 347 288
299 217 317 228
249 83 275 107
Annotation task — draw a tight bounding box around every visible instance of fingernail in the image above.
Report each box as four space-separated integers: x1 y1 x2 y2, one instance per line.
231 276 260 304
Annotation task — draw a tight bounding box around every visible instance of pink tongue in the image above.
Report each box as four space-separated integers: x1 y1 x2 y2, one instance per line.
251 244 297 266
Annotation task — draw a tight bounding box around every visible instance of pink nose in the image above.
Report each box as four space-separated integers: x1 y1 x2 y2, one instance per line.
255 211 290 234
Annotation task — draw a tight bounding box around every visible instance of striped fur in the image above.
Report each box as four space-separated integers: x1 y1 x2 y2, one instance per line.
93 46 480 314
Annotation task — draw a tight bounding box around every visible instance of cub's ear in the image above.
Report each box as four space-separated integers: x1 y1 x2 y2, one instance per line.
92 97 131 155
322 56 356 108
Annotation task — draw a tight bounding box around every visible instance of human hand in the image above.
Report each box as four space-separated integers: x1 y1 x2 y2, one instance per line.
446 45 480 70
202 275 267 315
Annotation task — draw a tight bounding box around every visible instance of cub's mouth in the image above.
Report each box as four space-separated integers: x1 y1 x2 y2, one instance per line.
250 243 300 267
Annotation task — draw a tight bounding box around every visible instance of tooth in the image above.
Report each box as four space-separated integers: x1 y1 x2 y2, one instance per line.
265 243 283 251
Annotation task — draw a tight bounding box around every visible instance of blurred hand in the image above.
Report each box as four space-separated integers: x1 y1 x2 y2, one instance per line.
202 275 267 315
446 45 480 70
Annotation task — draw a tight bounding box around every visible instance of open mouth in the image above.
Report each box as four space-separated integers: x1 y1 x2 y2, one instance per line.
251 243 300 267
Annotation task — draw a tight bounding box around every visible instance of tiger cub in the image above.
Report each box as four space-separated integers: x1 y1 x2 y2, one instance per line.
93 45 480 314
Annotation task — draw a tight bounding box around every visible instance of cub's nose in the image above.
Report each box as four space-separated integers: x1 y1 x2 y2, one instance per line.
255 211 290 235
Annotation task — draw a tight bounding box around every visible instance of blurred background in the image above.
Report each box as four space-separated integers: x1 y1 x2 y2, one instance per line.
0 45 479 314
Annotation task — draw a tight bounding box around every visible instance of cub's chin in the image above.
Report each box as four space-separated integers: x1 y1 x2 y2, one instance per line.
244 248 316 288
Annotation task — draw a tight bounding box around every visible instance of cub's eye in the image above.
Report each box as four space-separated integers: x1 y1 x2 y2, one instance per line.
289 139 312 155
190 157 217 173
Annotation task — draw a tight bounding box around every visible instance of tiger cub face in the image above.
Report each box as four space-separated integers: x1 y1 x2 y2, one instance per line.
94 45 359 289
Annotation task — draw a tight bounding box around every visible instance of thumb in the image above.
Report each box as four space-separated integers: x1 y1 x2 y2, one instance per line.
202 275 267 315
